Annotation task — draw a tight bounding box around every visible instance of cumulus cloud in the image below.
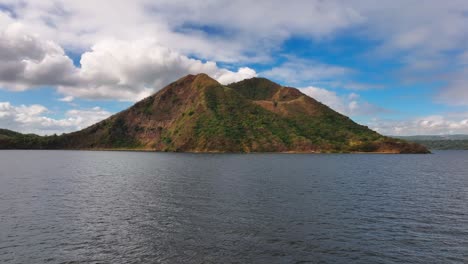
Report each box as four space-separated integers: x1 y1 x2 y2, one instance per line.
0 22 78 90
2 1 467 103
5 1 466 62
0 0 364 62
0 24 257 101
214 67 257 85
55 39 257 101
300 86 388 116
0 102 112 135
369 114 468 136
2 1 468 64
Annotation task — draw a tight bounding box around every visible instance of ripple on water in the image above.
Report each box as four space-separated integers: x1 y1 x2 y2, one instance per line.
0 150 467 263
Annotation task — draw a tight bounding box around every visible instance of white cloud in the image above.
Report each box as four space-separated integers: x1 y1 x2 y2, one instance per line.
261 58 351 85
369 114 468 136
0 0 365 62
353 1 468 55
0 22 78 90
0 0 467 128
4 1 466 62
0 102 112 135
214 67 257 85
57 38 257 101
148 0 364 39
2 1 468 66
300 86 387 116
58 96 74 102
301 86 345 112
0 25 257 101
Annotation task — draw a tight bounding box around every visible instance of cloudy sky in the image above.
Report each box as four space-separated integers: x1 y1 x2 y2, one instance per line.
0 0 467 135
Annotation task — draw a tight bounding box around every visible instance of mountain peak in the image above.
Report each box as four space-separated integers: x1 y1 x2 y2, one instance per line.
0 74 429 153
227 77 281 100
192 73 220 86
170 73 220 93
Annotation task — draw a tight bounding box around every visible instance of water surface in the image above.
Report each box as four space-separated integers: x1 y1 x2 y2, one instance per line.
0 150 467 263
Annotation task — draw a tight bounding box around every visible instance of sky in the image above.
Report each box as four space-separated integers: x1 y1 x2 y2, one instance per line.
0 0 467 136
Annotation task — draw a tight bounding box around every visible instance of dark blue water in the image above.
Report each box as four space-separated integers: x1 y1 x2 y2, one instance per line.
0 150 467 263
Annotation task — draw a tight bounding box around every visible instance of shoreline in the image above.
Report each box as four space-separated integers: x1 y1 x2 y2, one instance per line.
0 148 431 154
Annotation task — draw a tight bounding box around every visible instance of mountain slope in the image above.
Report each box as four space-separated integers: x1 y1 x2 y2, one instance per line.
0 74 429 153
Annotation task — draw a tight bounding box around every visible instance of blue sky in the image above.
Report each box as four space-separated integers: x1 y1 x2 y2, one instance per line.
0 1 467 135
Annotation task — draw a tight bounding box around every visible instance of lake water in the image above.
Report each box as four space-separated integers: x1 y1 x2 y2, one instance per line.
0 150 467 263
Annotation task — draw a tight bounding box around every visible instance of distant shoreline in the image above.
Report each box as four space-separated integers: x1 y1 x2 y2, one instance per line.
394 136 468 150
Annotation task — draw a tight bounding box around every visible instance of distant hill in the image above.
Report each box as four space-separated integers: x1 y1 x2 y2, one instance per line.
396 135 468 150
397 135 468 141
0 74 429 153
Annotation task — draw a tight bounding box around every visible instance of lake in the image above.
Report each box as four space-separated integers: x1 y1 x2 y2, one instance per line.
0 150 467 263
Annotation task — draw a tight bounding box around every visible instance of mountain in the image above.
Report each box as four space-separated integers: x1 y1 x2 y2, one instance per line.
396 135 468 150
0 74 429 153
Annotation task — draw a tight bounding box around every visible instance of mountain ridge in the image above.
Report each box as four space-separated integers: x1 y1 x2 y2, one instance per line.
0 74 429 153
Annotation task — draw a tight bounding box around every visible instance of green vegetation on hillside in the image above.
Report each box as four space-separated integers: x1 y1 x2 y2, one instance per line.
0 129 60 149
0 74 429 153
227 77 281 100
